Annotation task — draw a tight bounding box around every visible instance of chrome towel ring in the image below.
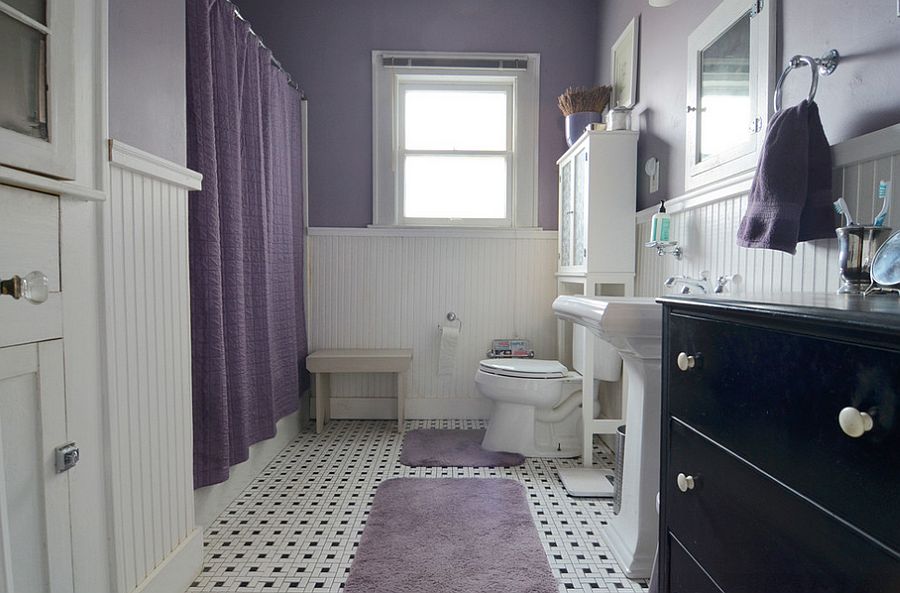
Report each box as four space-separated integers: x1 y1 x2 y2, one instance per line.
773 49 840 112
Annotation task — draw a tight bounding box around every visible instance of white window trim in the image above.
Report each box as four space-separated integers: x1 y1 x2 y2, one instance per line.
0 0 76 179
372 50 540 228
684 0 775 191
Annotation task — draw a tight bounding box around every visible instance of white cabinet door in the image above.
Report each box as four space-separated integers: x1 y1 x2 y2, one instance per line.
0 340 73 593
559 158 573 268
572 146 588 268
0 0 76 178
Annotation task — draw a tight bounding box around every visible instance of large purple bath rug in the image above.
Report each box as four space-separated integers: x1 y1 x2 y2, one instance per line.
344 478 557 593
399 429 525 467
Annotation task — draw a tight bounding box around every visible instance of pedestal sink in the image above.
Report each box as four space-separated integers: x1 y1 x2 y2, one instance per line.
552 295 662 579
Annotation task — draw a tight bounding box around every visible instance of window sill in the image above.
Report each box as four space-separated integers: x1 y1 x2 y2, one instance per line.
308 226 555 240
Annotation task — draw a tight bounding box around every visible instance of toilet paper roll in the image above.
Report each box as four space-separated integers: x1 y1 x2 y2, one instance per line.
437 325 459 376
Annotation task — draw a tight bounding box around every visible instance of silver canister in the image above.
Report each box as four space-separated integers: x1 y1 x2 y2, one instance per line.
836 225 893 293
607 106 632 131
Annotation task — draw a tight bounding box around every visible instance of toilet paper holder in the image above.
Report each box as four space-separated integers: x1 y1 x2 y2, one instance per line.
439 311 462 332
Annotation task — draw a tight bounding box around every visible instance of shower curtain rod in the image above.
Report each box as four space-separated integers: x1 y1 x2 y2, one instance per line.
226 0 304 96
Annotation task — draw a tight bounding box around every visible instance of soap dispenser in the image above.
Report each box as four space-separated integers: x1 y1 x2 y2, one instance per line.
650 201 671 243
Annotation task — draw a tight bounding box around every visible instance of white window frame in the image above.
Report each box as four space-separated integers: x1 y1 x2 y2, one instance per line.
0 0 75 179
372 51 540 228
684 0 775 191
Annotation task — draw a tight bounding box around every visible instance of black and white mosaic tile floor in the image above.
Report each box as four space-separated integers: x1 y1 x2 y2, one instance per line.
188 419 650 593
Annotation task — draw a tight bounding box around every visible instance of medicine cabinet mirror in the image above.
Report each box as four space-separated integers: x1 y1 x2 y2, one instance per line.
685 0 775 190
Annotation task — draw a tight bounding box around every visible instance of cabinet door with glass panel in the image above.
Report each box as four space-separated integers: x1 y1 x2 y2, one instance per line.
0 0 74 178
558 145 589 272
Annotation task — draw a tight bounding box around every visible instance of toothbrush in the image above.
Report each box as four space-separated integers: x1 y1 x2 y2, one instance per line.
833 197 856 226
874 180 891 227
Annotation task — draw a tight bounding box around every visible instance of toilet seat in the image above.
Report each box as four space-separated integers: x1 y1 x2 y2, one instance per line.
478 358 568 380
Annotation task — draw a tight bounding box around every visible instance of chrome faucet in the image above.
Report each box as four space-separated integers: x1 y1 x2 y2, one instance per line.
665 271 711 294
664 271 742 294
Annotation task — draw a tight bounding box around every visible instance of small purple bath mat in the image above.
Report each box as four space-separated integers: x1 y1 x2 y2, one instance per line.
399 429 525 467
344 478 556 593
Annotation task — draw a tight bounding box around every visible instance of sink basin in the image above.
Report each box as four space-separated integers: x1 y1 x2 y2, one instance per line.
552 296 662 360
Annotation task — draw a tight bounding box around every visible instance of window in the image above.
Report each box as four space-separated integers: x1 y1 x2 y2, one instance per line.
0 0 75 178
684 0 774 190
372 51 540 228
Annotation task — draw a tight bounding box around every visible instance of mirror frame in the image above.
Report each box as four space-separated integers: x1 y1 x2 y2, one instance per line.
684 0 775 191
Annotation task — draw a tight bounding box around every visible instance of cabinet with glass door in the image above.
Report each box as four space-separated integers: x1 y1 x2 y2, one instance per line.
556 130 638 291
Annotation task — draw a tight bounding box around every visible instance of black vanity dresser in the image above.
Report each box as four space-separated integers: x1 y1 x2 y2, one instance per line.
658 293 900 593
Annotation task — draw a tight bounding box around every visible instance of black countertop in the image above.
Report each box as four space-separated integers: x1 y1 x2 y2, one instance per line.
658 292 900 334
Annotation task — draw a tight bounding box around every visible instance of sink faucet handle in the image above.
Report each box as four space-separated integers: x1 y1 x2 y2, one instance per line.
714 273 742 294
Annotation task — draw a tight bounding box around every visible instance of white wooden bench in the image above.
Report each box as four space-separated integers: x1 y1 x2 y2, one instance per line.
306 349 413 434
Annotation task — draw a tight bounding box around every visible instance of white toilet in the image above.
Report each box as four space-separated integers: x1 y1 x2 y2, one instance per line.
475 327 622 458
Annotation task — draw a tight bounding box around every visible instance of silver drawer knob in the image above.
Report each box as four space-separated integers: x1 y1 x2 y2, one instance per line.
838 407 874 438
676 473 696 492
676 352 698 371
0 271 49 304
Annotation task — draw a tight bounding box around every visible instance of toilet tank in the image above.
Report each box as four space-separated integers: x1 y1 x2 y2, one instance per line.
572 325 622 381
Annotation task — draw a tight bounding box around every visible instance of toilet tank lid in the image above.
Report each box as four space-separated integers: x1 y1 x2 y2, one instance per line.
479 358 568 379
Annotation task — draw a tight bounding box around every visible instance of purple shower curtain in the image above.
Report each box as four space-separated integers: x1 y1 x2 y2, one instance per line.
186 0 308 488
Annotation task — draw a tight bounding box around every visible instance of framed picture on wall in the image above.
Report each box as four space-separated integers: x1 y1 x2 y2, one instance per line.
611 16 640 108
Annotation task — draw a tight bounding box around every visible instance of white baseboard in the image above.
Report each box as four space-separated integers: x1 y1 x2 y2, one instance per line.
193 408 304 527
131 528 202 593
330 397 397 419
321 396 493 420
405 398 492 419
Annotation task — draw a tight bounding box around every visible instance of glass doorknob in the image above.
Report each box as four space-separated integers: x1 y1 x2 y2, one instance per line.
1 271 50 304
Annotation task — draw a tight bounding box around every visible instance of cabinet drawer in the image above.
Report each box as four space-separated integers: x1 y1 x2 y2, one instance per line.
667 313 900 552
0 185 62 347
665 419 900 593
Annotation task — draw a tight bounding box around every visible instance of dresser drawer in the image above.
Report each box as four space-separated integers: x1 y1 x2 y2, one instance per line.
0 184 62 347
667 312 900 552
665 419 900 593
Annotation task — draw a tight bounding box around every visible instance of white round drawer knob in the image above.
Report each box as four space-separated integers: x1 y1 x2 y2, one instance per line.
676 472 695 493
838 407 874 438
677 352 697 372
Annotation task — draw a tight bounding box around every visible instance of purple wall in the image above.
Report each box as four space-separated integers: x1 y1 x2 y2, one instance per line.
109 0 187 165
236 0 600 229
597 0 900 211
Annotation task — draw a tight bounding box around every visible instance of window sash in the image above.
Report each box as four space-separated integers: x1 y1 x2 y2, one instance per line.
396 78 514 226
398 153 513 226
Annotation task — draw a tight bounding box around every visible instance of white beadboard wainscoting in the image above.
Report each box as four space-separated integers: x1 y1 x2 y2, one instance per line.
103 141 203 593
307 228 559 418
635 124 900 297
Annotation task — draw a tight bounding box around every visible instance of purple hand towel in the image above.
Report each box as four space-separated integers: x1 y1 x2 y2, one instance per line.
737 100 836 254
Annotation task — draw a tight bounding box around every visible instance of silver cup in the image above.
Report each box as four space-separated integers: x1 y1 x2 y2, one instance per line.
836 225 893 293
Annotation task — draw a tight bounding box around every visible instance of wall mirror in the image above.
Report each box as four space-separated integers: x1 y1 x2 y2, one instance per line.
685 0 775 190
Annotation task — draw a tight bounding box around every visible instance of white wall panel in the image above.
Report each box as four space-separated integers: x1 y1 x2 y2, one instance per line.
308 231 558 416
635 127 900 298
104 142 202 593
